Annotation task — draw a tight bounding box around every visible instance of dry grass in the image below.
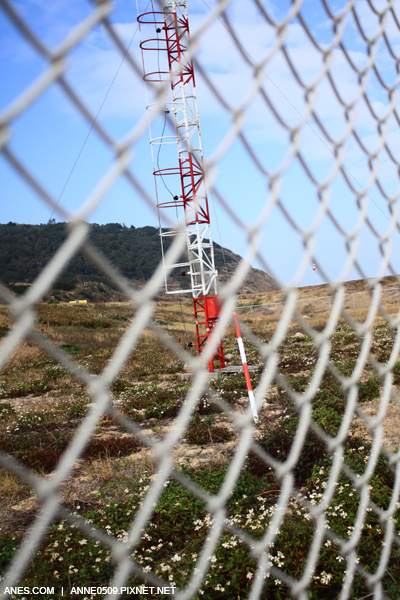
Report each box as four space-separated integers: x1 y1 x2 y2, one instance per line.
2 341 43 369
0 469 33 536
0 470 27 502
352 397 400 453
0 309 10 328
60 452 159 510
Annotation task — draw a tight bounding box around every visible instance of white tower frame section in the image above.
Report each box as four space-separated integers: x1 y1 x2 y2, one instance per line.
138 0 225 370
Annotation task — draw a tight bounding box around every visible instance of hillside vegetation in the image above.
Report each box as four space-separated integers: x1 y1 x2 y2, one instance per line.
0 222 277 299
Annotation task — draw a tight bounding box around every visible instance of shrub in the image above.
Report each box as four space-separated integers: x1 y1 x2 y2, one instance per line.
53 279 77 291
186 414 233 445
311 372 346 436
60 343 83 355
0 535 17 573
120 382 189 421
371 324 394 362
65 399 88 419
357 376 380 402
392 361 400 385
312 405 343 437
111 378 133 392
260 416 327 487
0 379 51 399
335 357 357 377
84 436 142 459
0 325 9 338
0 432 70 473
0 401 15 417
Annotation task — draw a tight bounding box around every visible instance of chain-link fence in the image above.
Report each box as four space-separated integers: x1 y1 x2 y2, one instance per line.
1 0 400 598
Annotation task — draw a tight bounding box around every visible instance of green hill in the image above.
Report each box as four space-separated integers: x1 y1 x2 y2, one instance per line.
0 222 278 300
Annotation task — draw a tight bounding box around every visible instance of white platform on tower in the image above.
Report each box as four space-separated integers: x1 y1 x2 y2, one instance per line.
181 364 259 380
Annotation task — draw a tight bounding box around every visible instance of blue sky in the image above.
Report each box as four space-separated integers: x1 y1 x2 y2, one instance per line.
1 0 400 287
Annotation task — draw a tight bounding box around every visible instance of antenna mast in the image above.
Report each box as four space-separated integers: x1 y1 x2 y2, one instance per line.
138 0 225 372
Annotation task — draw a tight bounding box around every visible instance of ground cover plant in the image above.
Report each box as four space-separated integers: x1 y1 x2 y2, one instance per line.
1 292 400 598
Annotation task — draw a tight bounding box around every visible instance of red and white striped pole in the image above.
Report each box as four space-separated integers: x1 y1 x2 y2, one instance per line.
233 312 258 422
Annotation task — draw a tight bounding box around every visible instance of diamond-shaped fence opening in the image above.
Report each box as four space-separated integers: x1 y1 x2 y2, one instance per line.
1 0 400 598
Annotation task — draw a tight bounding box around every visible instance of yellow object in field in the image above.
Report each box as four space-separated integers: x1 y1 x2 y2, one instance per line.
68 300 88 304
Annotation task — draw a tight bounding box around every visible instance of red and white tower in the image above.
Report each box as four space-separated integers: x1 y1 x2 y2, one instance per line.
138 0 225 372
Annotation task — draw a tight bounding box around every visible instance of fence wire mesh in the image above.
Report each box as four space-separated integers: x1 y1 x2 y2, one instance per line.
1 0 400 598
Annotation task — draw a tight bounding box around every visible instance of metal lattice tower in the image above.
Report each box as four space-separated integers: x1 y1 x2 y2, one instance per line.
138 0 225 372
